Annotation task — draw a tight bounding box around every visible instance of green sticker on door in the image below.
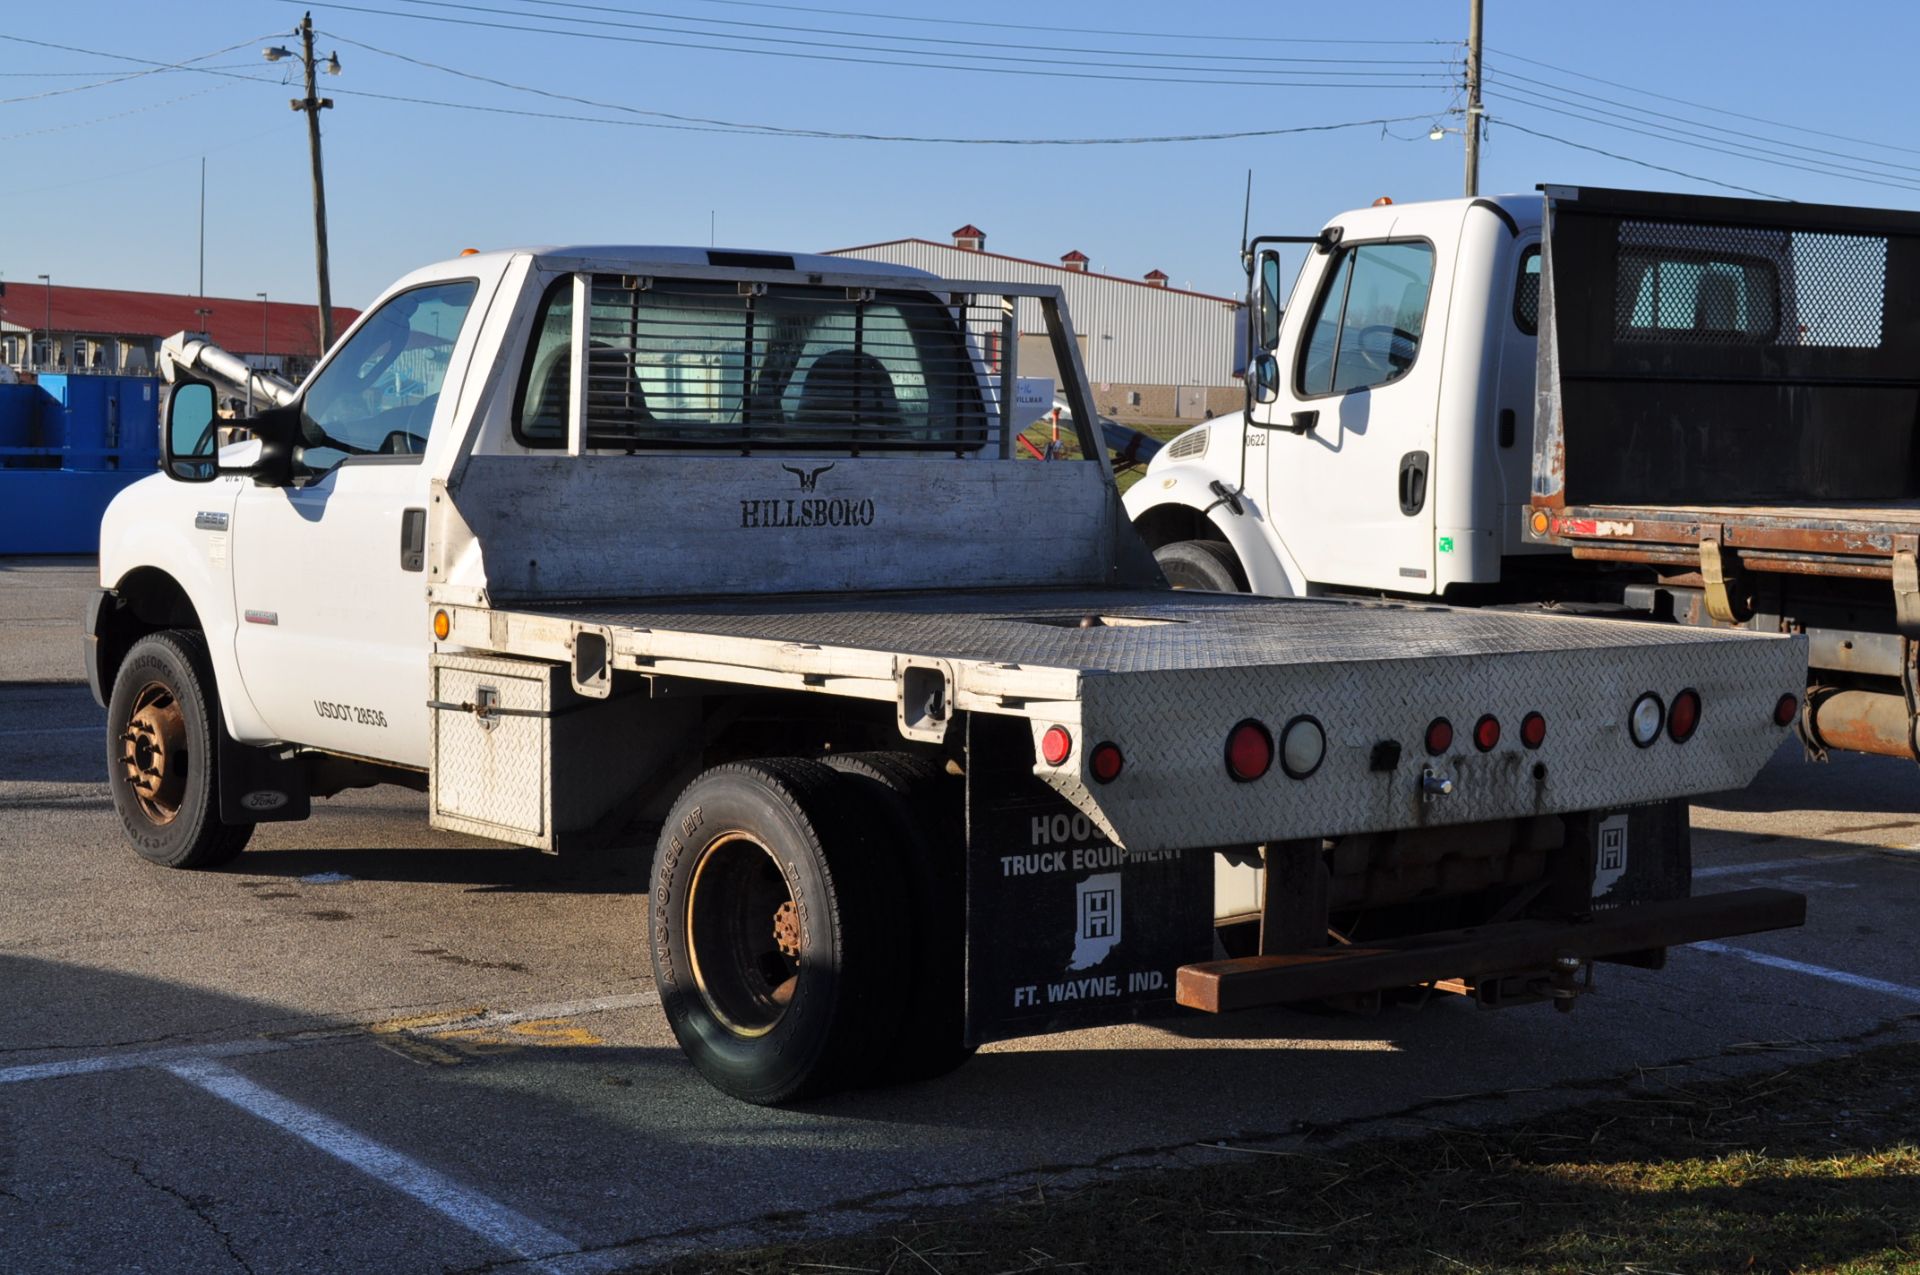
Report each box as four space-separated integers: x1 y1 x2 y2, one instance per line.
1438 536 1455 553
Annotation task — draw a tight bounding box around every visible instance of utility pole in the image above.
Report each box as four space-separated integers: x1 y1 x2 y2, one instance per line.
290 13 337 351
1463 0 1484 197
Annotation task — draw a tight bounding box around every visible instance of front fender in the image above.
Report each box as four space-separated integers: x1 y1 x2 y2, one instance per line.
96 474 268 742
1123 461 1306 597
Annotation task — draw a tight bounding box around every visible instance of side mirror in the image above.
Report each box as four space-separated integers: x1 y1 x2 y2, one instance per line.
1251 353 1280 405
1258 252 1282 352
162 380 219 482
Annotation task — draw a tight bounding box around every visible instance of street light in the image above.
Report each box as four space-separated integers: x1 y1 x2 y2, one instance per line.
36 274 49 370
254 291 269 416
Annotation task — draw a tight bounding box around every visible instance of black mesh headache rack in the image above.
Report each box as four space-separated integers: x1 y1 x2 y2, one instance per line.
505 263 1105 461
1529 184 1920 569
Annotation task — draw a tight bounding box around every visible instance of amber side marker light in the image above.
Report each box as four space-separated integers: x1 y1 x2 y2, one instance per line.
432 609 451 640
1529 509 1551 536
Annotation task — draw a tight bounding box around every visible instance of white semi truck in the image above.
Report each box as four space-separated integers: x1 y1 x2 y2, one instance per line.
1126 185 1920 763
88 244 1806 1103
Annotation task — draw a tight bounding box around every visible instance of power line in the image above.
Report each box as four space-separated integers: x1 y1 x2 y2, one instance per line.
676 0 1452 46
0 82 243 142
1485 64 1920 177
1487 44 1920 159
332 29 1452 145
0 33 280 105
1492 117 1786 200
297 1 1455 88
1488 89 1920 196
493 0 1454 66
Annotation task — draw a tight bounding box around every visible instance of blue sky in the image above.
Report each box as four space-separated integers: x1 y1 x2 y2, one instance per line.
4 1 1916 312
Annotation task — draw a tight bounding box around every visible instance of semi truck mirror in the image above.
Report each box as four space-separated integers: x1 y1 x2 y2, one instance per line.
1259 253 1282 351
162 380 220 482
1251 353 1280 405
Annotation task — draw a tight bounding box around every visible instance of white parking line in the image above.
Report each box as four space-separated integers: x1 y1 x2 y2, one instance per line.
166 1057 585 1273
1694 940 1920 1004
0 1038 285 1086
1694 854 1869 879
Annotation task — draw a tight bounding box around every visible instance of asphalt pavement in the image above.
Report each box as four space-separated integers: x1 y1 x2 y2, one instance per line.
4 556 1918 1273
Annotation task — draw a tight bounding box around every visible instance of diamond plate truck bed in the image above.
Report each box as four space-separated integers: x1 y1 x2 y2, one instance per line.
437 586 1807 853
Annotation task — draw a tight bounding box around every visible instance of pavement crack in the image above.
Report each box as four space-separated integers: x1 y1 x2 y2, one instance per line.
109 1152 255 1275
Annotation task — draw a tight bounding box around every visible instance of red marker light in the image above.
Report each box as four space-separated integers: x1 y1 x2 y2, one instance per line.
1774 692 1798 727
1041 725 1073 766
1473 714 1501 752
1668 689 1701 743
1520 711 1547 749
1225 720 1273 782
1425 717 1453 756
1090 742 1124 783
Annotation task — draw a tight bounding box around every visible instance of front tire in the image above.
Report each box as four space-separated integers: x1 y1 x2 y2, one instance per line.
106 631 254 869
650 759 907 1104
1154 538 1247 592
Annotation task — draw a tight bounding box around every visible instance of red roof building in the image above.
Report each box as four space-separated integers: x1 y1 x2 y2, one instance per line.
0 282 357 379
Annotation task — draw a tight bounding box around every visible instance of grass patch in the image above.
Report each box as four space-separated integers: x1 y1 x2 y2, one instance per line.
646 1041 1920 1274
1014 418 1193 496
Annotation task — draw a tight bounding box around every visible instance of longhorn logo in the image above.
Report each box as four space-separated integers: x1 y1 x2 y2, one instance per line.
782 462 835 492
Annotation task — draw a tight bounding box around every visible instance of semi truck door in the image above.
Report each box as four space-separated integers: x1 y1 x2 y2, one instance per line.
228 281 481 768
1264 239 1443 593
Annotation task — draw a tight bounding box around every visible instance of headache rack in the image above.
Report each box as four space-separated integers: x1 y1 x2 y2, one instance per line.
510 263 1107 462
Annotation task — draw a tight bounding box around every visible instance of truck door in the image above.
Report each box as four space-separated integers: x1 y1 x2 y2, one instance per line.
1263 237 1443 593
228 280 482 768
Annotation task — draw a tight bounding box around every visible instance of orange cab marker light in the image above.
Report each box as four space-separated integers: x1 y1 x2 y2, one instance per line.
459 248 480 256
1372 196 1394 206
432 609 451 640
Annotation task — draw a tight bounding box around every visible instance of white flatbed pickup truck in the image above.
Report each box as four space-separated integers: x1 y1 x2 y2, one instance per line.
88 245 1808 1103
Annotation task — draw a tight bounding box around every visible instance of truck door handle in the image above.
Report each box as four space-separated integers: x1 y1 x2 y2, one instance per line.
400 507 426 572
1498 408 1516 449
1398 451 1429 517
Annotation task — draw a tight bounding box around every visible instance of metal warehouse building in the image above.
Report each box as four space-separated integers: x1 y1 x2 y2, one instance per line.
827 225 1243 426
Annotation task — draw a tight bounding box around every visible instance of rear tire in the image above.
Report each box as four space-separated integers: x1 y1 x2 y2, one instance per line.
1154 539 1246 592
650 758 908 1104
824 751 974 1084
105 630 254 870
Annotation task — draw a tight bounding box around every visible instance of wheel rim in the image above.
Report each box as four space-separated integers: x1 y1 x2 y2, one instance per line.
120 680 189 826
685 833 800 1038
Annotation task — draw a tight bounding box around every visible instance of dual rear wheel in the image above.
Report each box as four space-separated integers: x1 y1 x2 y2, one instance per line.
649 754 967 1105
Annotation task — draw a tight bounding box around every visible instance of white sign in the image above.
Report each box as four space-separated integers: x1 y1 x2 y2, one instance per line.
1013 377 1056 430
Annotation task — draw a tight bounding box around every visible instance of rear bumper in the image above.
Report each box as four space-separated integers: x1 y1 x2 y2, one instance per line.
1176 887 1805 1013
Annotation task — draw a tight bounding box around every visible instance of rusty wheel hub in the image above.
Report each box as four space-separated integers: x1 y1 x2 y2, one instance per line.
772 900 801 959
120 682 188 825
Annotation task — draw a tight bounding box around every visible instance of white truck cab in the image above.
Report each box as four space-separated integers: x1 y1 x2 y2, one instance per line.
1126 194 1545 597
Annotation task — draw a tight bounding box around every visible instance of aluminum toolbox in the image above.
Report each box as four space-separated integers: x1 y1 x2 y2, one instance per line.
428 652 684 850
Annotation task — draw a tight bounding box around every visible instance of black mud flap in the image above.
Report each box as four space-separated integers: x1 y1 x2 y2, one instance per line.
217 730 312 824
1569 799 1690 969
963 715 1215 1047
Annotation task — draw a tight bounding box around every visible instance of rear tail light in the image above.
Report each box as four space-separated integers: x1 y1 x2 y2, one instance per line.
1226 720 1273 782
1041 725 1073 766
1090 742 1124 783
1520 711 1547 749
1774 692 1799 727
1628 693 1664 747
1279 715 1325 779
1425 717 1453 756
1668 689 1701 743
1473 714 1501 752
